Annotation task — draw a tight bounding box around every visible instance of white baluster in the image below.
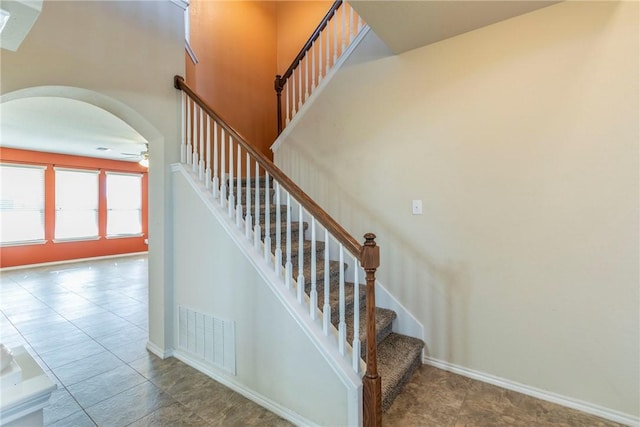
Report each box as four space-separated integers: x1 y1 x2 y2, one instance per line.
192 105 198 174
199 108 205 180
318 32 323 83
325 22 330 73
228 136 235 218
291 74 297 118
264 173 271 264
298 203 306 310
341 4 346 54
309 216 317 320
236 144 242 227
338 244 346 356
180 92 186 163
333 15 338 63
323 228 331 336
286 193 292 291
305 54 309 101
220 128 226 206
205 115 211 189
352 258 361 373
212 121 219 198
245 153 252 239
274 183 282 278
311 40 316 90
254 162 261 250
285 83 290 125
349 5 355 43
297 66 303 110
186 98 192 166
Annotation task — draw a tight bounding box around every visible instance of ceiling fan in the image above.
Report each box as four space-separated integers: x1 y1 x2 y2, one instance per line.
119 143 149 167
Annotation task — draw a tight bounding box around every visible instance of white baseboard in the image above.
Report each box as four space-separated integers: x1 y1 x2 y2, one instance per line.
0 251 148 271
173 350 318 427
146 341 174 360
424 356 639 427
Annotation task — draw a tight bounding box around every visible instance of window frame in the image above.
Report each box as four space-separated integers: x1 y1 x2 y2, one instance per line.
53 167 101 242
105 171 144 239
0 163 47 247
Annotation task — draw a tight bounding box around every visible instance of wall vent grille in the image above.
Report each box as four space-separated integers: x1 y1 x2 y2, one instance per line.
178 305 236 375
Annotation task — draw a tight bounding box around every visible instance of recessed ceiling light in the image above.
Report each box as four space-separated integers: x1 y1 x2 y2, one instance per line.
96 147 112 151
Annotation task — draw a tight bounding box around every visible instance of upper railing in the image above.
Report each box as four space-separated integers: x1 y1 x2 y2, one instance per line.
174 75 382 426
274 0 365 134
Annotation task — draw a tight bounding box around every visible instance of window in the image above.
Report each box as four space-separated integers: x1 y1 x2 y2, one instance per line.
55 168 99 240
106 172 142 237
0 164 46 245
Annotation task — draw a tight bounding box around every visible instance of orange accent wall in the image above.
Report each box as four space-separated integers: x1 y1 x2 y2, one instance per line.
276 1 333 74
0 148 149 268
187 1 335 159
189 1 278 159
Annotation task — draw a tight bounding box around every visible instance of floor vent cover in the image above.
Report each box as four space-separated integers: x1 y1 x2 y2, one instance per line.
178 305 236 375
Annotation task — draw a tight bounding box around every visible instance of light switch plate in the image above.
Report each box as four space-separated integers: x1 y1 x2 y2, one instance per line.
412 200 423 215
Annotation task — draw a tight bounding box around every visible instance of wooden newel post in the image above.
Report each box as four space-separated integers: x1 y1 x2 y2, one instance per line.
274 74 283 135
361 233 382 427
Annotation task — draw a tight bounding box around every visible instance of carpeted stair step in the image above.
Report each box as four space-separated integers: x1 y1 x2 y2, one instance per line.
275 239 326 268
309 282 366 319
377 333 424 412
255 218 307 240
239 203 287 223
234 186 276 204
297 260 344 288
226 175 272 188
345 307 396 357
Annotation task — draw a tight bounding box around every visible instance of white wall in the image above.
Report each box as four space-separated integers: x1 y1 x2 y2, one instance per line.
171 168 351 427
275 1 639 419
0 1 185 352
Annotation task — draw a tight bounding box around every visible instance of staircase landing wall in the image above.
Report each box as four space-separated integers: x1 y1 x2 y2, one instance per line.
171 167 352 427
274 1 639 422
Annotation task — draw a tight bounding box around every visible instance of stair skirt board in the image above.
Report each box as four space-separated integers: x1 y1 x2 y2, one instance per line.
173 163 425 420
173 349 321 427
424 357 639 427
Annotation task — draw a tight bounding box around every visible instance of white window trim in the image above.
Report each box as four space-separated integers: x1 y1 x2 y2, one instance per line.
0 163 47 245
106 171 143 238
54 167 100 241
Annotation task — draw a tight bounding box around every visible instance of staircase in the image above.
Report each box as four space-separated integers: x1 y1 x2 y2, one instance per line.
233 175 424 413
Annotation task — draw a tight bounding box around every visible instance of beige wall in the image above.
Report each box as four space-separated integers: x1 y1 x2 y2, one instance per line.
0 0 185 352
275 1 639 418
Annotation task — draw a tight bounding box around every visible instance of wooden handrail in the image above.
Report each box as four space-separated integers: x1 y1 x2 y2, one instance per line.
175 75 361 257
274 0 343 133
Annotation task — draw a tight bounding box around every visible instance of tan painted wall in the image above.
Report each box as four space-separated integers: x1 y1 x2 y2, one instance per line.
275 1 639 419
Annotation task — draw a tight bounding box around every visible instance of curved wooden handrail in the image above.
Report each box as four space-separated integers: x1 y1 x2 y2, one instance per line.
175 75 361 257
278 0 342 86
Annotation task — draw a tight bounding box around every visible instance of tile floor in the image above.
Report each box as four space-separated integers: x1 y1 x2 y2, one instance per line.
0 256 627 426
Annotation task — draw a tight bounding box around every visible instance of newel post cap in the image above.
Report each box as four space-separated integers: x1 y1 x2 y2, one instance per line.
361 233 380 270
